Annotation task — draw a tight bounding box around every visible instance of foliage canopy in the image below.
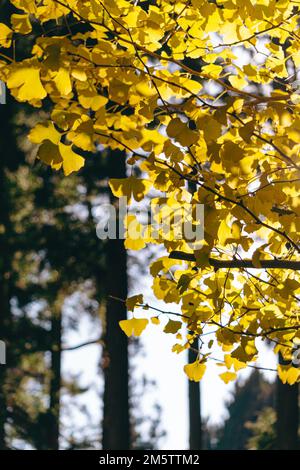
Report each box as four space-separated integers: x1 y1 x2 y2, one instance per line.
1 0 300 383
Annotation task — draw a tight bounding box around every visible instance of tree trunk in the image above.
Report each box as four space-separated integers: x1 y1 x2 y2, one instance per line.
186 182 202 450
102 150 130 450
188 339 202 450
276 354 299 450
0 168 10 450
0 2 30 447
47 304 62 450
0 99 15 449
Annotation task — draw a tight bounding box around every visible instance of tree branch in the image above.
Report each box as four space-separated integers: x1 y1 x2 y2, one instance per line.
62 338 103 351
169 251 300 270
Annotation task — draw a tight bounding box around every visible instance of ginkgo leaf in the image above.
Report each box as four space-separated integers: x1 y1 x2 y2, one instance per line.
54 68 72 96
79 92 108 111
219 371 237 384
194 309 212 321
252 248 262 268
67 116 95 151
228 74 248 89
126 294 143 312
10 0 37 14
252 244 269 268
177 274 192 294
0 23 13 47
224 354 246 372
109 176 152 203
29 121 61 145
166 118 198 147
37 140 63 168
163 319 182 334
125 215 148 250
125 236 146 251
202 63 223 79
286 367 300 385
58 143 85 176
119 318 149 337
278 364 300 385
11 13 32 34
184 361 206 382
37 140 84 175
7 62 47 102
218 218 232 246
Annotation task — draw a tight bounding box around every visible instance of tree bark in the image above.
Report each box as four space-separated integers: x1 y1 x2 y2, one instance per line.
102 150 130 450
186 180 203 451
47 304 62 450
0 99 15 450
188 339 202 450
276 354 299 450
170 251 300 270
0 2 30 447
0 167 9 449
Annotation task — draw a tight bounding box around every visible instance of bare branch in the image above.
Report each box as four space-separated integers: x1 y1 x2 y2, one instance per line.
62 338 103 351
169 251 300 270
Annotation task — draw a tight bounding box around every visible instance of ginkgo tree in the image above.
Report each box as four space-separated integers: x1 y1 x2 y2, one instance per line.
1 0 300 384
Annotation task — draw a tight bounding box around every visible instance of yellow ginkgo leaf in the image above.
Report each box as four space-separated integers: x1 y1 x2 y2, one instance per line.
67 115 95 151
125 215 147 250
252 249 262 268
0 23 13 48
219 371 237 384
10 0 37 14
202 63 223 79
29 121 61 145
119 318 149 337
59 143 85 176
126 294 143 312
163 319 182 334
54 68 72 96
286 367 300 385
166 118 198 147
228 74 248 90
224 354 246 372
71 69 87 82
11 13 32 34
38 140 63 168
218 218 232 246
79 92 108 111
7 62 47 102
278 364 300 385
184 361 206 382
109 176 152 203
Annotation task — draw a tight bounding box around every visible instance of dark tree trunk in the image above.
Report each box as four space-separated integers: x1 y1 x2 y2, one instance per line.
0 196 9 449
0 1 31 447
188 339 202 450
0 98 17 449
186 182 202 450
47 305 62 450
276 354 299 450
102 150 130 450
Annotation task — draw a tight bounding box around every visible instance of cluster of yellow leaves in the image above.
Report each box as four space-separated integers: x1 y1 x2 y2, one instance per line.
1 0 300 383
